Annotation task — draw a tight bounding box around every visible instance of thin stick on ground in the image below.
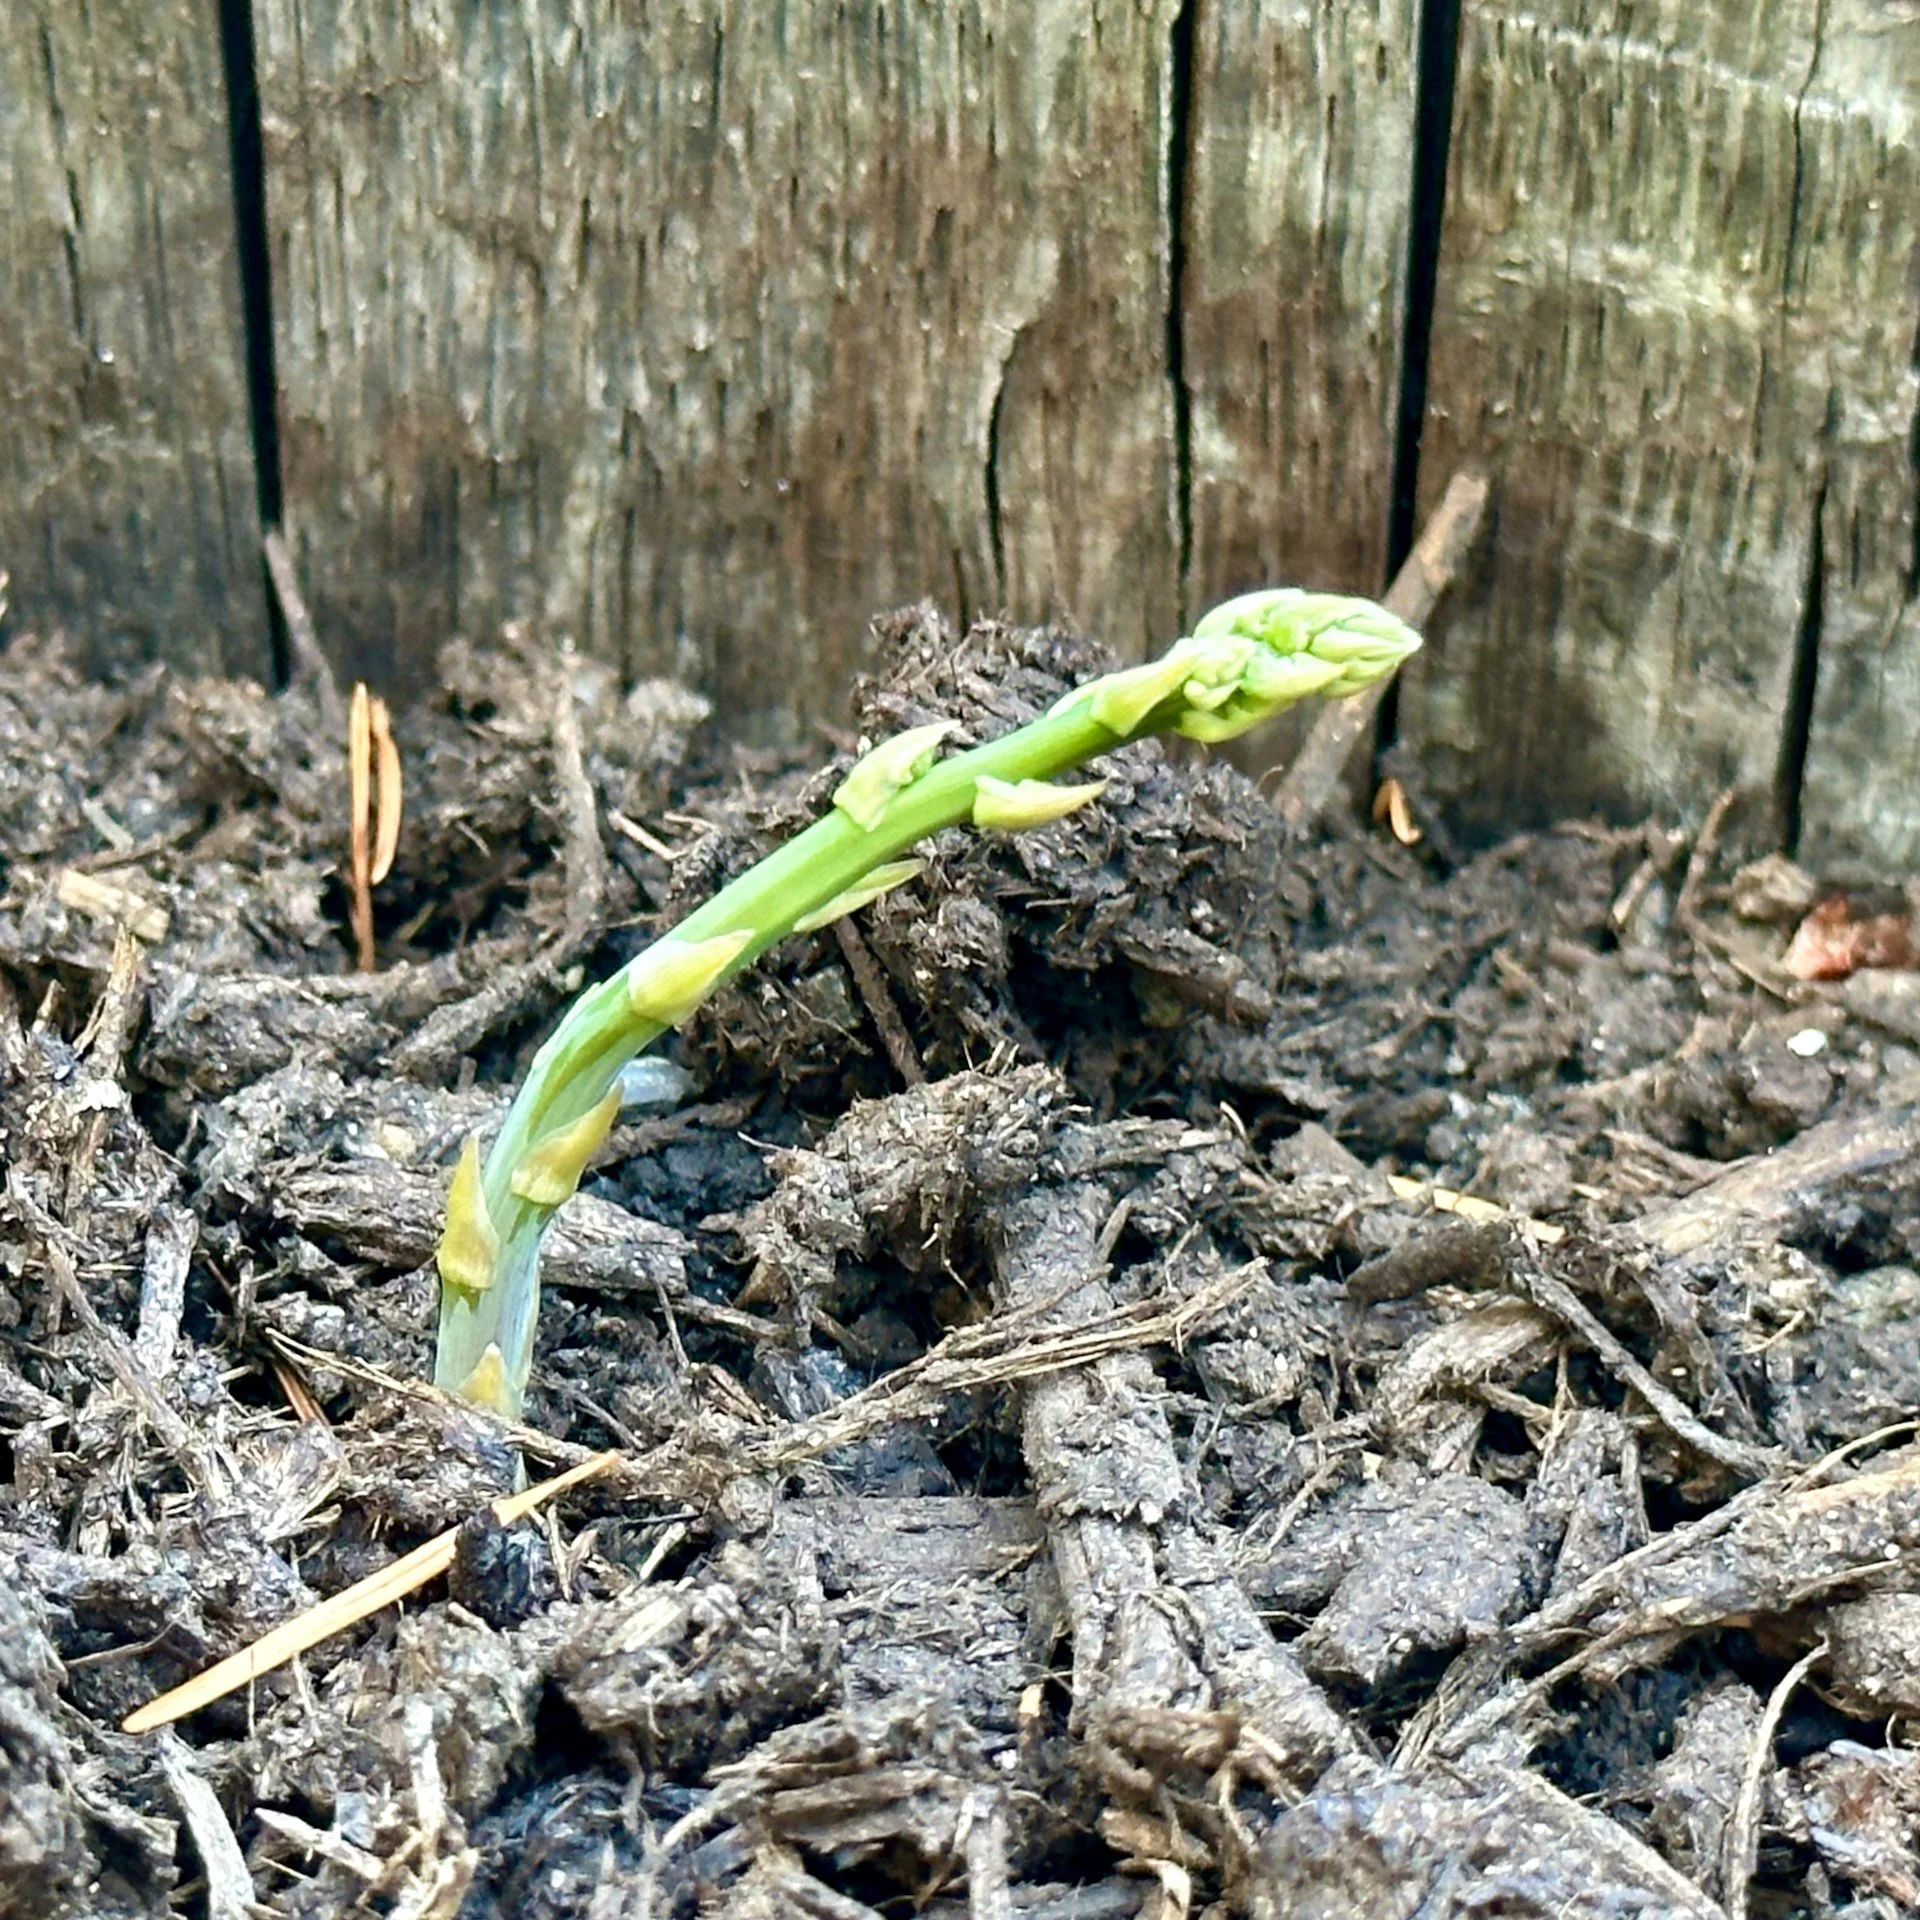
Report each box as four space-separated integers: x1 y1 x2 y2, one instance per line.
1675 783 1741 932
833 915 925 1086
1274 469 1489 834
1383 1171 1565 1245
1721 1639 1825 1920
550 657 609 937
121 1450 620 1734
1519 1265 1779 1481
263 529 345 732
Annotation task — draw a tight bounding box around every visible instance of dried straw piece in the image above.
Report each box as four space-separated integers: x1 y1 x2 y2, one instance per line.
348 682 374 971
56 868 170 945
346 683 404 968
1372 775 1423 845
1722 1638 1825 1920
370 693 402 884
122 1450 620 1734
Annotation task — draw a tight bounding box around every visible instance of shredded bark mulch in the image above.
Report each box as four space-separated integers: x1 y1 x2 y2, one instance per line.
3 606 1920 1918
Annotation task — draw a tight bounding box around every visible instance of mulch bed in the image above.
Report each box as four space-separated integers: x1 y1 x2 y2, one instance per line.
3 605 1919 1919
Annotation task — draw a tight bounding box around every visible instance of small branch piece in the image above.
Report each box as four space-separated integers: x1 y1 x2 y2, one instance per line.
1722 1639 1825 1920
56 869 169 946
263 528 345 731
1274 470 1488 833
833 916 925 1088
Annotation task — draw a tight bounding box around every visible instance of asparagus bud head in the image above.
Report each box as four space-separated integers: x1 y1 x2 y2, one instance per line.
1171 590 1422 741
1055 589 1419 745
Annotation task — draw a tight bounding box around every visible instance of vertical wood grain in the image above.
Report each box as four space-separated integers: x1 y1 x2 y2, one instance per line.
1182 0 1416 608
1180 0 1419 770
1792 4 1920 874
254 1 1186 720
1397 0 1917 854
0 0 267 679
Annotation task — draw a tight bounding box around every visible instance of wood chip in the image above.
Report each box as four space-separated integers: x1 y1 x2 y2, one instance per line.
158 1733 257 1920
1384 1173 1565 1245
132 1205 197 1380
55 868 169 945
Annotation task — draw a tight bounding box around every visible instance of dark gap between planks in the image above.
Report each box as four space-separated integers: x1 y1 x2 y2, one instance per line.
1376 0 1465 770
216 0 289 689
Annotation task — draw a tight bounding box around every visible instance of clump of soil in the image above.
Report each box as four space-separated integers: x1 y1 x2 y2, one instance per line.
3 604 1920 1919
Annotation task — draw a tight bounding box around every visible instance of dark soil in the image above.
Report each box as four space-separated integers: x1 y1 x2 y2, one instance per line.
3 606 1920 1919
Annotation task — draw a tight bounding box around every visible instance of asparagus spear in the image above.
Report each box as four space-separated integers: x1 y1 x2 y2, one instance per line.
434 590 1420 1417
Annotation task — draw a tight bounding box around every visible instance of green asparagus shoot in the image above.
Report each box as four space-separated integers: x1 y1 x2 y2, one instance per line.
434 590 1421 1418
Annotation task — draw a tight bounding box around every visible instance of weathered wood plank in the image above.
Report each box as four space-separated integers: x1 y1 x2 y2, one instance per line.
255 1 1187 721
1793 7 1920 874
1181 0 1418 771
1182 0 1416 611
0 0 267 680
1397 0 1917 858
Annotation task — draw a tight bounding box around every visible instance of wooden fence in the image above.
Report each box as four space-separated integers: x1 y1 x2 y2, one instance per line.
4 2 1916 870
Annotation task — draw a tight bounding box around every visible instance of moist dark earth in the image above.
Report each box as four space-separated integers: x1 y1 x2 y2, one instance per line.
3 605 1920 1919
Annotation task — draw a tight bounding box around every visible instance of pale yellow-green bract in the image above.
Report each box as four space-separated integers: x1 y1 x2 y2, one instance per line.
971 775 1108 831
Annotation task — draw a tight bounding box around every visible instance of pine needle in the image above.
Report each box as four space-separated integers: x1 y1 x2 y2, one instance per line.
122 1450 620 1734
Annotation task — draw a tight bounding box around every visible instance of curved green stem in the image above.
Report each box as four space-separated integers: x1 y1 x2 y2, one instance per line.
434 590 1421 1417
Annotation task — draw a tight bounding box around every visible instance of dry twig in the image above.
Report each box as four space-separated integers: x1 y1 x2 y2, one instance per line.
1675 783 1742 933
1518 1265 1779 1481
63 927 147 1216
263 528 345 730
55 868 168 945
159 1735 257 1920
550 658 609 936
1274 468 1489 833
1384 1171 1565 1246
833 916 925 1086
